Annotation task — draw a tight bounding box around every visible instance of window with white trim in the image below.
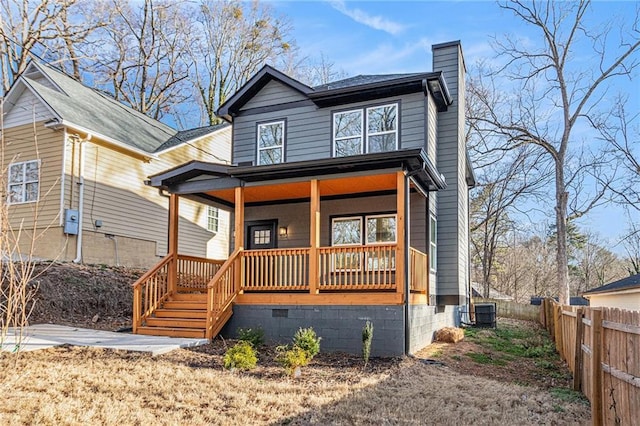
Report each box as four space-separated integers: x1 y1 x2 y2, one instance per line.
331 213 397 271
367 104 398 153
333 110 363 157
207 206 219 233
429 215 437 272
257 120 284 165
8 160 39 204
332 103 398 157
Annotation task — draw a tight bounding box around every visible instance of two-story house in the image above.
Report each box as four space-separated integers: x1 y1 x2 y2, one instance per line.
134 41 475 356
2 61 231 267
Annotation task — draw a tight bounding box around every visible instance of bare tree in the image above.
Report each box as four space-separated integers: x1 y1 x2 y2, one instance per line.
187 0 294 125
467 73 551 298
83 0 192 121
475 0 640 304
0 0 105 91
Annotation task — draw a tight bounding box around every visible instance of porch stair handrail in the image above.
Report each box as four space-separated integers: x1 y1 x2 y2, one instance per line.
132 253 173 334
205 248 242 339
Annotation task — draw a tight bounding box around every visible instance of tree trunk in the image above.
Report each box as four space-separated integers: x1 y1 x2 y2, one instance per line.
555 163 570 305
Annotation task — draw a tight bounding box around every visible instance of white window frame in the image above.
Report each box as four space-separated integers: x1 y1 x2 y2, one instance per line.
332 109 363 157
429 214 437 272
7 159 40 205
365 214 397 245
331 213 397 272
366 103 398 153
207 206 219 233
257 120 285 165
331 216 363 247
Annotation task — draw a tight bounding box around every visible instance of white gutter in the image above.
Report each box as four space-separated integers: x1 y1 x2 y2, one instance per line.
72 134 91 263
60 120 158 161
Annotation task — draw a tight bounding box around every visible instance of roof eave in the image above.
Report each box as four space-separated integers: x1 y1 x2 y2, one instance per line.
62 120 158 160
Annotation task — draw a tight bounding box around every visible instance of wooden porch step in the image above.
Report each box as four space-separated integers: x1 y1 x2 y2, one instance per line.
154 308 207 319
145 317 206 328
162 300 207 310
169 292 207 302
136 326 205 339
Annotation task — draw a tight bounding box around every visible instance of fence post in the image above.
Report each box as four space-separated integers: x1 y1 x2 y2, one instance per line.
547 299 555 338
590 308 603 426
573 307 584 391
554 304 564 359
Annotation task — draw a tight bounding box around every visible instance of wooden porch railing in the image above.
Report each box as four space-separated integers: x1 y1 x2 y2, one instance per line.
205 248 242 339
242 248 310 291
176 254 224 292
132 253 172 333
409 247 428 296
317 244 397 290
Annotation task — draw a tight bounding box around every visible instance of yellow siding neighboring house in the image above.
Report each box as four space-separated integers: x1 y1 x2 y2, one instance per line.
2 61 231 267
583 274 640 312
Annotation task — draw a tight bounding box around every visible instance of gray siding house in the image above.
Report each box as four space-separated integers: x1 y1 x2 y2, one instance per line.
133 41 475 356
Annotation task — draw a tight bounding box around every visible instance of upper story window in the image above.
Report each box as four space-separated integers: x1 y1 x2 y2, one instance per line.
8 160 39 204
333 110 363 157
333 103 398 157
257 120 284 165
207 206 219 233
367 104 398 153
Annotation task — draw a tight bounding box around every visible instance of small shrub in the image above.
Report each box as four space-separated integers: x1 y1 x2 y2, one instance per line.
223 341 257 371
275 345 309 375
237 326 265 348
362 321 374 366
293 327 321 359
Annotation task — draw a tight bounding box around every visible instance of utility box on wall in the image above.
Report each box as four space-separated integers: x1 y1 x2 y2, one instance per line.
64 209 79 235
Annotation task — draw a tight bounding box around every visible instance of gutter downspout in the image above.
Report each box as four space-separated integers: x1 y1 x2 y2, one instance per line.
73 134 91 263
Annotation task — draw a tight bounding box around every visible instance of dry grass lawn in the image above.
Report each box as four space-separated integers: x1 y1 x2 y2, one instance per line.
1 339 590 425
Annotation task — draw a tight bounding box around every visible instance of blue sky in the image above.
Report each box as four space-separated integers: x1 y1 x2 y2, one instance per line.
268 0 639 251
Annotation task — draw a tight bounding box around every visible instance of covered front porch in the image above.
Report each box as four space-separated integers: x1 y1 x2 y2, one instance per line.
133 150 442 339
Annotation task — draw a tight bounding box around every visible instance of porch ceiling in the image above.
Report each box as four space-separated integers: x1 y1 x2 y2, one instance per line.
205 173 398 204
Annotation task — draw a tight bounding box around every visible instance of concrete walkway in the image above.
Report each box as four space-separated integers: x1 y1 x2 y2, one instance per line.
1 324 208 356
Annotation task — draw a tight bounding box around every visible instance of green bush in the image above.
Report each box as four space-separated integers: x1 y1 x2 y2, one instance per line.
293 327 321 359
275 345 309 375
237 326 265 348
223 341 257 371
362 321 374 366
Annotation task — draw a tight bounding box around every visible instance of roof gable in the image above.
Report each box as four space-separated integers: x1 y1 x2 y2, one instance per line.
217 65 313 120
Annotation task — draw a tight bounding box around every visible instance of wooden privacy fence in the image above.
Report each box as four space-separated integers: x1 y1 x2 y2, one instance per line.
540 298 640 425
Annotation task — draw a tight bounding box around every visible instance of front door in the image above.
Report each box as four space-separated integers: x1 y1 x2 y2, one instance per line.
246 220 277 250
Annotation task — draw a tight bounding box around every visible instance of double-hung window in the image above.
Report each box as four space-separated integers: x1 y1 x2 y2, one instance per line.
207 206 219 233
257 120 284 165
8 160 39 204
333 103 398 157
333 110 363 157
367 104 398 153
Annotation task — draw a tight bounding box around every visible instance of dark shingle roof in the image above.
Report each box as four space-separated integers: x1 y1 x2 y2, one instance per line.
314 73 424 91
583 274 640 295
155 123 230 152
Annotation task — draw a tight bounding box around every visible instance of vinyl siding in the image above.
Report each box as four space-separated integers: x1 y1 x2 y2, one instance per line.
233 92 427 165
63 126 232 261
240 80 308 110
4 122 64 230
3 88 55 128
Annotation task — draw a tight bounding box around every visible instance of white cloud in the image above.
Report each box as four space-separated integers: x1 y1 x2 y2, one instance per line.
343 38 432 74
329 0 406 35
